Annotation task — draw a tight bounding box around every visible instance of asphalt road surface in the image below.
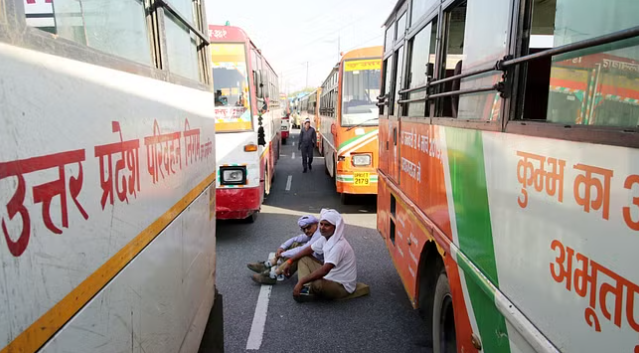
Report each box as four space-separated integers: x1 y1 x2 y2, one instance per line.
214 130 431 353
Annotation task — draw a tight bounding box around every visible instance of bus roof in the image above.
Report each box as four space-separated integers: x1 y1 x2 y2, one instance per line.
341 46 383 62
208 24 278 77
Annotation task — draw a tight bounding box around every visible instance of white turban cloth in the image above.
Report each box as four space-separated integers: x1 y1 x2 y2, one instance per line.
298 215 319 228
319 208 344 252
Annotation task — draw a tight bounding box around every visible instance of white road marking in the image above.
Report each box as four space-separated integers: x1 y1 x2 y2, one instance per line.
285 175 292 191
246 253 275 350
293 142 295 147
292 152 296 159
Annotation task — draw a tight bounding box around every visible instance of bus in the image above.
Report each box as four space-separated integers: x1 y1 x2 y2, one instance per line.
209 25 281 223
377 0 639 352
2 0 220 352
318 46 383 204
280 93 291 144
300 89 322 149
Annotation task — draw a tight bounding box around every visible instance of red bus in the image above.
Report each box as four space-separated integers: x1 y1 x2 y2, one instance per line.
209 25 282 222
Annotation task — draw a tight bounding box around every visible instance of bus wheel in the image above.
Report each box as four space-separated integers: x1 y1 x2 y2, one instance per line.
282 138 287 145
433 270 456 353
244 212 258 224
340 193 351 205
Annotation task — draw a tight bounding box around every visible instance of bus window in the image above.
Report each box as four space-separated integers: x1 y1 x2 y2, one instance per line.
405 20 437 117
341 58 381 126
165 12 200 81
385 22 395 53
396 12 407 41
211 43 251 129
29 0 151 65
442 0 511 120
167 0 194 24
393 46 405 116
411 0 437 26
381 55 394 115
440 2 466 118
526 0 639 128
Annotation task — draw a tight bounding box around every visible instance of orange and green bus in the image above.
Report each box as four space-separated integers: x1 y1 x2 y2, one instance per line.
318 46 383 204
378 0 639 352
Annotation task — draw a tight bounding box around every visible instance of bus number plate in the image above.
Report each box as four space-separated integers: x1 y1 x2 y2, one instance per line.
353 172 370 186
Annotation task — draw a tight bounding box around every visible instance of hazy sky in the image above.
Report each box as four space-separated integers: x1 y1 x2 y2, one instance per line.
206 0 396 94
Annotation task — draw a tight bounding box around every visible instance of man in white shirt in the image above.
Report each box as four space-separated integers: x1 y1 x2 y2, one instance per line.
290 209 357 302
248 215 323 285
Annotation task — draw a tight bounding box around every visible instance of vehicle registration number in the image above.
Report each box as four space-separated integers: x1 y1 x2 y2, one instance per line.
353 172 370 186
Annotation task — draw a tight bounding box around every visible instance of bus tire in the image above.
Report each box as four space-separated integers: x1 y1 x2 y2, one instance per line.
432 270 456 353
244 212 258 224
282 138 287 145
340 193 351 205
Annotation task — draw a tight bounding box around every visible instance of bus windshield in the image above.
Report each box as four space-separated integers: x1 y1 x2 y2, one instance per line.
211 43 252 131
341 59 381 126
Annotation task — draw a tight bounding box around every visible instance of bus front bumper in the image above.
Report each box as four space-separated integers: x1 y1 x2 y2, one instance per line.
216 187 261 219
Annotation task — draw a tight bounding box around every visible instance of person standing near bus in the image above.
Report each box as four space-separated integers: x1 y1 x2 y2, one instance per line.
298 118 316 173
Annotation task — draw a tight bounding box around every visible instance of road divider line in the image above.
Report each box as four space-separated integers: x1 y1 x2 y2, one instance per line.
293 142 295 147
246 255 273 351
292 152 296 159
285 175 292 191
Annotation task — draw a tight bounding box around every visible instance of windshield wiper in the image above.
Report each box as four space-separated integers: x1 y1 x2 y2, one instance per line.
346 117 379 131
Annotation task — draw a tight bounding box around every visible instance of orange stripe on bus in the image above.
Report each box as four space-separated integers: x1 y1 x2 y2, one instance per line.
1 173 217 353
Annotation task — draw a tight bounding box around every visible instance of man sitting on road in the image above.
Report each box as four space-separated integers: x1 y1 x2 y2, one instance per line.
283 209 357 302
298 118 317 173
248 215 324 285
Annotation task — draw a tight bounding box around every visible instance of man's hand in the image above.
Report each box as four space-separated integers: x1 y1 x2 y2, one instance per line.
293 283 304 296
282 262 291 277
275 248 284 258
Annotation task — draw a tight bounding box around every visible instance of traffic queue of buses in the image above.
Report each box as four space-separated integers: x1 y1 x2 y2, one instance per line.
2 0 639 352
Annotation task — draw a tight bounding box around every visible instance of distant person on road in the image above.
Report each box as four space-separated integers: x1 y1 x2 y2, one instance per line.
248 215 324 285
298 118 316 173
287 209 357 302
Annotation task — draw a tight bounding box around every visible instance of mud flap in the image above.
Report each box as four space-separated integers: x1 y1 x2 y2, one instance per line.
198 289 224 353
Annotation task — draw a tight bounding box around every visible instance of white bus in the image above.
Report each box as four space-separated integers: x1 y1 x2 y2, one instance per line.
1 0 219 352
210 25 281 223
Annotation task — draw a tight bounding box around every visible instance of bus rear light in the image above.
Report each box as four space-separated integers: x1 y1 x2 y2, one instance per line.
220 166 247 185
352 154 372 166
244 144 258 152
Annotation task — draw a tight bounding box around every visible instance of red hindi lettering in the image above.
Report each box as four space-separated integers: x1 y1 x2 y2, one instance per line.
94 121 141 209
184 118 201 166
573 164 614 220
144 120 182 184
1 149 88 257
623 175 639 231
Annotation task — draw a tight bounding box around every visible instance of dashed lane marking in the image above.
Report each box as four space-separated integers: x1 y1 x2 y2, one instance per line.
285 175 292 191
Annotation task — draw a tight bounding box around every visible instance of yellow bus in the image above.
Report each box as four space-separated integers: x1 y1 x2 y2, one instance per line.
318 46 383 204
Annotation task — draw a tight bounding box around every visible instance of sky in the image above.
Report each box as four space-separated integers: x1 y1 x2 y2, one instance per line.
206 0 396 95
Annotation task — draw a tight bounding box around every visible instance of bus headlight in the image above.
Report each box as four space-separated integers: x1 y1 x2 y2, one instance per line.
220 166 247 185
351 154 372 167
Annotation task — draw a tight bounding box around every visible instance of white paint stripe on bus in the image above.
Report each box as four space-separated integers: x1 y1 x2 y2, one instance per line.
285 175 292 191
246 253 275 350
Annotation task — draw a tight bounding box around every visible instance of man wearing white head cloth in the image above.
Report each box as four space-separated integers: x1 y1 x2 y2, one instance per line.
291 208 357 302
248 215 324 285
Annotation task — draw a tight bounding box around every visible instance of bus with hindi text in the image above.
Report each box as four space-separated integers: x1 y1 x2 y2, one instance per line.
377 0 639 352
318 46 383 204
210 24 282 223
2 0 220 352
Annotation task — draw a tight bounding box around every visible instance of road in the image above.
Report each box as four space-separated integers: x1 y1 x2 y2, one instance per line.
214 131 431 352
